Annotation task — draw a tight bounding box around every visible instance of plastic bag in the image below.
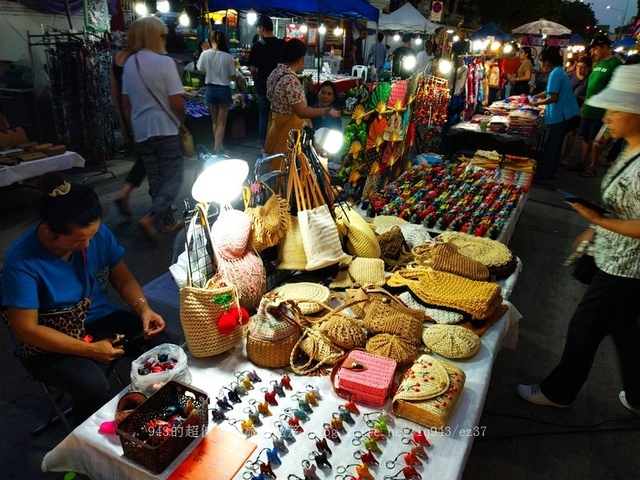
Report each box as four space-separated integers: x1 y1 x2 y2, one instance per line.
130 343 192 397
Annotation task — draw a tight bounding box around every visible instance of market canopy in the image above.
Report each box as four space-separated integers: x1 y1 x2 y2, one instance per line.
612 36 637 49
569 33 587 46
469 22 512 42
206 0 379 21
378 3 441 34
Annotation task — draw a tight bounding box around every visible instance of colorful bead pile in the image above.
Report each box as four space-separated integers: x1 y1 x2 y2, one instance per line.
137 353 178 376
367 163 524 239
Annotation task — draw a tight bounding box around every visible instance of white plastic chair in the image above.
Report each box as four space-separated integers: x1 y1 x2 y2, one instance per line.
351 65 367 80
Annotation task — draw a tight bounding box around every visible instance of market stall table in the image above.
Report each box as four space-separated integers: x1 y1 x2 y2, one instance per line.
41 263 522 480
0 151 85 187
303 70 364 93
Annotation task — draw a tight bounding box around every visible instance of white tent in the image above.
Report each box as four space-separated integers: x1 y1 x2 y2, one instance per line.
378 3 441 34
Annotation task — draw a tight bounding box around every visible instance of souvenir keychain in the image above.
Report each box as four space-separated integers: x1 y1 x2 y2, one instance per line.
262 387 279 406
210 406 228 422
271 380 286 397
386 452 423 468
309 450 332 469
280 412 304 434
402 428 431 447
280 374 293 390
235 371 255 390
245 370 263 383
285 405 310 422
337 406 356 425
244 406 263 426
228 417 257 437
364 411 393 436
222 386 242 404
250 398 273 417
216 395 234 411
302 388 320 406
343 398 360 414
354 449 379 466
264 431 289 453
245 453 276 479
306 384 322 400
330 414 347 434
308 432 332 455
337 464 374 480
323 422 342 443
233 380 249 396
383 466 422 480
274 420 296 442
352 430 383 454
242 469 264 480
292 393 313 413
300 460 322 480
400 437 428 460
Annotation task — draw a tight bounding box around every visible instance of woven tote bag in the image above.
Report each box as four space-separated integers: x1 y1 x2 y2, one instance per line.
244 182 291 253
334 204 381 258
246 294 301 368
179 276 245 357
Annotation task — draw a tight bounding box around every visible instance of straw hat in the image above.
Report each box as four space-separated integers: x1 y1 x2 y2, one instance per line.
273 282 331 315
585 65 640 115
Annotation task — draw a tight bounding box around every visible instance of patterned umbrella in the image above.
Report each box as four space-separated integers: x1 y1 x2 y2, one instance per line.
512 19 571 36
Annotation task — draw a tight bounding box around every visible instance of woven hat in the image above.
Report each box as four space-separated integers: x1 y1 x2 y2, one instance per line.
212 208 252 259
437 231 513 269
329 257 386 289
398 292 464 325
335 205 381 258
366 333 418 365
273 282 331 315
422 324 481 359
585 65 640 115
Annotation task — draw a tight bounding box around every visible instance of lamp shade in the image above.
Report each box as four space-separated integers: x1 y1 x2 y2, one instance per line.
314 127 344 154
191 159 249 204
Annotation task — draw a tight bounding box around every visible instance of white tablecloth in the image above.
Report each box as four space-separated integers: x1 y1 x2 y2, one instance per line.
0 151 85 187
41 263 522 480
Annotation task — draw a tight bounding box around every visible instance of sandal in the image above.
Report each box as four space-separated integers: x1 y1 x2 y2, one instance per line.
161 220 184 234
581 168 597 178
139 216 158 245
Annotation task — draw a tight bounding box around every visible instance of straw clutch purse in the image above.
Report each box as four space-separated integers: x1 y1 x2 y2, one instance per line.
392 354 466 429
331 350 397 406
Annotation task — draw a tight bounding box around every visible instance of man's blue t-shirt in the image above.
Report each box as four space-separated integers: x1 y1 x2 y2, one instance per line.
544 66 580 125
2 223 125 323
311 103 343 131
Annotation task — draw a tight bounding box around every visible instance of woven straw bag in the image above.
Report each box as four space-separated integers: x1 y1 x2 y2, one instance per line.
329 257 386 289
273 282 331 315
392 354 466 429
246 293 302 368
398 292 464 325
422 324 481 359
366 333 418 365
413 242 489 281
334 204 381 258
179 276 245 358
214 246 266 312
276 216 307 270
244 182 291 253
377 225 411 261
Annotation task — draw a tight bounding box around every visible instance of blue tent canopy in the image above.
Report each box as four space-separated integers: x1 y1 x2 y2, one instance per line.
569 33 587 45
469 22 512 42
206 0 379 21
612 36 637 49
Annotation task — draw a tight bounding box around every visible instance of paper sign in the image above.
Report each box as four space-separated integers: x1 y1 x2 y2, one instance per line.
168 428 257 480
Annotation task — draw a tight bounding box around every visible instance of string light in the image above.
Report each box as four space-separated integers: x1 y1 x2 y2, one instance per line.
134 3 147 16
318 24 327 35
156 0 169 13
300 23 308 33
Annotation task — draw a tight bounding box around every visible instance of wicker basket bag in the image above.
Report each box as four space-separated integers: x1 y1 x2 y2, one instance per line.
246 293 302 368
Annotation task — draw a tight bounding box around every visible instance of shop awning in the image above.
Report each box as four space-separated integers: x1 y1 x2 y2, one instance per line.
378 3 440 34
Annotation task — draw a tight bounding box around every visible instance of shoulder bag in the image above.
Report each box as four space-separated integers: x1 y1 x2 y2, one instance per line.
134 55 195 158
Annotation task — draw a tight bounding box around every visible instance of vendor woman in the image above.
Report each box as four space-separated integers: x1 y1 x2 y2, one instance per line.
263 39 341 157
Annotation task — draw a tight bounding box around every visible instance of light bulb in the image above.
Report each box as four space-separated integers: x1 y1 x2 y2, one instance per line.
402 55 416 70
318 24 326 35
472 40 483 52
179 11 189 27
300 23 308 33
490 41 501 51
134 3 147 16
393 33 400 42
502 43 513 54
415 37 422 45
333 26 343 36
247 10 257 25
452 35 459 42
156 0 169 13
437 58 452 75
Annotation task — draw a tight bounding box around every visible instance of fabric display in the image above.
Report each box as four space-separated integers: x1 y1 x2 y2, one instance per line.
387 267 503 320
398 292 465 325
329 257 386 289
246 293 302 368
367 163 525 240
211 208 266 312
422 325 481 359
272 282 331 315
332 350 397 406
244 182 291 252
412 241 490 281
392 354 466 429
437 231 518 278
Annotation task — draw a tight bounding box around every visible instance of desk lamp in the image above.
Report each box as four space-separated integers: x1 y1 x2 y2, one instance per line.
313 127 344 155
191 158 249 209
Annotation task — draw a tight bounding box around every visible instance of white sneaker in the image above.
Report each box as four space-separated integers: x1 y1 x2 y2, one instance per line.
619 391 640 415
516 384 571 408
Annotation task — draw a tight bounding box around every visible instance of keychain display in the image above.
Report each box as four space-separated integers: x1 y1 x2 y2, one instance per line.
337 464 375 480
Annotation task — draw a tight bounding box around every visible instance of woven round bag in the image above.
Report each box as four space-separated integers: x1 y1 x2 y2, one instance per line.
422 324 481 359
273 282 331 315
366 333 418 365
334 205 381 258
246 295 301 368
318 314 366 350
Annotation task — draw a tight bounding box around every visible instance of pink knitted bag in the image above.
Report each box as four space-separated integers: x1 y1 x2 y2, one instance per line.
214 247 266 312
212 208 252 259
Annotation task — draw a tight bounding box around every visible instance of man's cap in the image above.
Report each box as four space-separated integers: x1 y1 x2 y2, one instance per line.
590 35 611 48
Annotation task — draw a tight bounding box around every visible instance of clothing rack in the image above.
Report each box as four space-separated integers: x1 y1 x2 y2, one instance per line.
28 31 116 183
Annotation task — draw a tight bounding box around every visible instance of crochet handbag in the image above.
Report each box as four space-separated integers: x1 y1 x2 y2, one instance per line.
246 293 302 368
244 182 291 253
331 350 397 406
276 216 308 271
179 275 245 358
392 354 466 429
329 257 386 289
334 203 381 258
422 324 481 359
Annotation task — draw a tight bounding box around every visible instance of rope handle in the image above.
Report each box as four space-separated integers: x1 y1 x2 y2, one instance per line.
289 325 344 376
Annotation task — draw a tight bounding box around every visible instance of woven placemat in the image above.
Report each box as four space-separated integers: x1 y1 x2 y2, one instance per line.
273 282 331 315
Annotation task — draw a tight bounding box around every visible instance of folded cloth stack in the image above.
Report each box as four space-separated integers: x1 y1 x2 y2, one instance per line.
387 267 503 320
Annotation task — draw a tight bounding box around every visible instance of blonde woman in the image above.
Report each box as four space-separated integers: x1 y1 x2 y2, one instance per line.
122 16 185 242
196 30 236 154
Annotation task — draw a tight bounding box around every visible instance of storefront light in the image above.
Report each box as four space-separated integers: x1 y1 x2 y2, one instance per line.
134 3 147 16
334 26 343 36
192 159 249 205
319 24 327 35
490 41 501 51
393 33 400 41
452 35 460 42
179 10 190 27
402 55 416 70
247 10 257 25
502 43 513 54
156 0 169 13
314 128 343 155
300 23 308 33
472 40 484 52
437 58 452 75
415 37 422 45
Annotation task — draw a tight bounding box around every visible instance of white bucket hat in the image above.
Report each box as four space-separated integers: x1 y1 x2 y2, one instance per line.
585 65 640 114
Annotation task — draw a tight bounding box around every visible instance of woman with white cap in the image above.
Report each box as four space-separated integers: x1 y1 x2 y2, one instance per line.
517 65 640 415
